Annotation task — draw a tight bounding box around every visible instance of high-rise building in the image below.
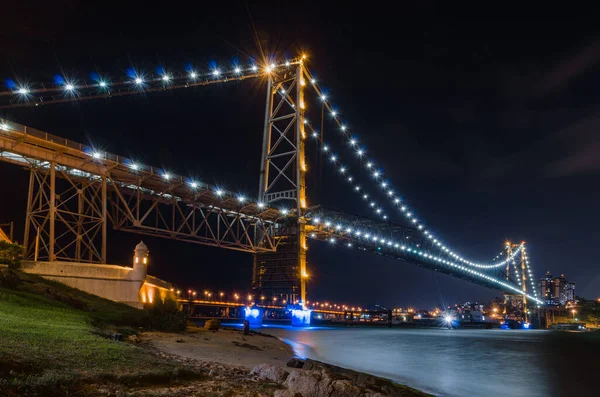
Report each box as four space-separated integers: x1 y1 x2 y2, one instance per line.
562 282 576 304
540 271 554 305
539 272 575 305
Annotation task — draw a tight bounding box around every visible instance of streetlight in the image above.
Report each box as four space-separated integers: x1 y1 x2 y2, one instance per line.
234 293 239 300
572 309 577 321
219 292 224 300
192 291 197 299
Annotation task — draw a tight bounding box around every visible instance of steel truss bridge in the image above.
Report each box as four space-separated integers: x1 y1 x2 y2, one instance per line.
0 53 542 316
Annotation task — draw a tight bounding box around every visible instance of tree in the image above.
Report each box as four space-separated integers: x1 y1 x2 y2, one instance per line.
587 313 598 327
0 241 25 269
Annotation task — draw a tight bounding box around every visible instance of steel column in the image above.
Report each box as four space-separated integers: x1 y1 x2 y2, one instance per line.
101 174 107 263
23 168 34 251
49 161 56 261
258 76 274 201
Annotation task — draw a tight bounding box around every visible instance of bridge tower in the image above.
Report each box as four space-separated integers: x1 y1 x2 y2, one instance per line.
253 60 308 307
503 241 528 323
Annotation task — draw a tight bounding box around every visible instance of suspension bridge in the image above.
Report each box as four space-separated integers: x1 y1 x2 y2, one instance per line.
0 53 542 323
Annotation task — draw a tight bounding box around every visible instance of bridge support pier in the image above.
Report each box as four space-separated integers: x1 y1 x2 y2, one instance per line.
23 163 107 263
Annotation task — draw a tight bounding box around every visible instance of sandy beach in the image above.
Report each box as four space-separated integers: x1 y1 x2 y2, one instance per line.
141 325 294 369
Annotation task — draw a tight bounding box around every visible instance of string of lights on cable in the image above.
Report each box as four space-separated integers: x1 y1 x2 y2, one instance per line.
303 66 532 271
310 222 541 303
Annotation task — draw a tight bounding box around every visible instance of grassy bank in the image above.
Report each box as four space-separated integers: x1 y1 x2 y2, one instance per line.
0 269 199 396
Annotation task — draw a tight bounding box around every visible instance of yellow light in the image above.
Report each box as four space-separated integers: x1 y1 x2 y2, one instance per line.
261 296 265 300
300 79 306 86
301 53 307 60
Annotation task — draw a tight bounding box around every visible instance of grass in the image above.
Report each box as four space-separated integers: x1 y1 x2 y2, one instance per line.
0 269 200 396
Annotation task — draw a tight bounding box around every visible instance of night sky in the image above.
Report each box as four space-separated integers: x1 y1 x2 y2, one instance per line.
1 3 599 309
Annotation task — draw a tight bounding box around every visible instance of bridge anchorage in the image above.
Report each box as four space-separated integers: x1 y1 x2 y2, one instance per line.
0 52 542 324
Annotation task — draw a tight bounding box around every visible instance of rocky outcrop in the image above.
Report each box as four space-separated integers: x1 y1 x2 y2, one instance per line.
251 359 431 397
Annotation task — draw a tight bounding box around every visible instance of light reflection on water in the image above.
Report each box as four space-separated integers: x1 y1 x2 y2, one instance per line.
255 326 599 397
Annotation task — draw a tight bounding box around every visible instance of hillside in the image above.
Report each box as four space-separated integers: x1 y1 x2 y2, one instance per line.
0 268 198 396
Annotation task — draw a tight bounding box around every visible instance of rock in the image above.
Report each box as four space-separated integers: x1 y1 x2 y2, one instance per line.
302 359 326 371
176 338 184 343
204 318 221 331
286 358 305 368
329 379 363 397
251 364 289 382
112 333 122 341
283 369 330 397
126 335 140 343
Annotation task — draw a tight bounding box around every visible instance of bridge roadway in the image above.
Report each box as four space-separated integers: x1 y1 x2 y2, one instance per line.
0 119 532 299
177 298 348 316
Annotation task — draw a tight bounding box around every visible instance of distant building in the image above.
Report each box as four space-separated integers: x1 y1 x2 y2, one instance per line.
539 272 575 306
563 282 576 304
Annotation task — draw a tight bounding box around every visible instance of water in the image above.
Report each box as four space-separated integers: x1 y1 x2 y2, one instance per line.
259 326 599 397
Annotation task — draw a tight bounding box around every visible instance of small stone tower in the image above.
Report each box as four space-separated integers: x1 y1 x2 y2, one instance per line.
132 241 149 281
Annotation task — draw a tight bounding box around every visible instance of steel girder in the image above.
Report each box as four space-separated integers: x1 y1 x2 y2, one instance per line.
107 175 279 253
1 120 283 261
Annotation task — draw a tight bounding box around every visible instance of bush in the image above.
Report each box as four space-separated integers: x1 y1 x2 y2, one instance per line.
145 297 187 332
0 241 24 270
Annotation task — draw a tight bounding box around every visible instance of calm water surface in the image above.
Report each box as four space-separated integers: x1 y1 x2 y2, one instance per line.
259 326 599 397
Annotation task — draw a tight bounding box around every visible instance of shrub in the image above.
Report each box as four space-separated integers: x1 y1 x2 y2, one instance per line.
0 241 25 270
145 297 187 332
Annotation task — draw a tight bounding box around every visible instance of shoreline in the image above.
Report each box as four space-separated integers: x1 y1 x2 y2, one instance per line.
141 324 432 396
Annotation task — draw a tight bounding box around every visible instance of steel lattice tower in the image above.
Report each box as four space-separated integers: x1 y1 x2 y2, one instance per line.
254 61 308 306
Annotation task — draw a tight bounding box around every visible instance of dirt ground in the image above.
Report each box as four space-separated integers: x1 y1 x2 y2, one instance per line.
141 325 294 369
